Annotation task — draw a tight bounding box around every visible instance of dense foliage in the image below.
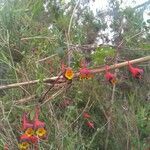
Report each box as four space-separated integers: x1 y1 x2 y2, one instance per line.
0 0 150 149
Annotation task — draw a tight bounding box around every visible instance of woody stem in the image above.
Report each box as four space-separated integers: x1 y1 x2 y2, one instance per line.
0 55 150 91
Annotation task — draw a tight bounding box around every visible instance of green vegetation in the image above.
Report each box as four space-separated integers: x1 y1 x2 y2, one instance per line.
0 0 150 149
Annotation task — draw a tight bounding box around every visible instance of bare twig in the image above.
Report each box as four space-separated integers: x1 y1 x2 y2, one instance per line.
39 72 64 103
40 86 66 106
21 36 55 41
69 96 91 127
90 56 150 74
36 54 57 63
0 77 64 90
15 95 36 104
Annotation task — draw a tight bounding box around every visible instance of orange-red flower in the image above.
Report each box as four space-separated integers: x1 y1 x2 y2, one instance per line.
19 107 46 149
83 112 91 119
105 65 116 85
86 121 94 128
79 60 93 79
25 128 34 137
128 61 144 79
64 67 74 80
105 72 117 84
29 135 39 144
79 67 93 79
61 61 74 80
20 134 31 142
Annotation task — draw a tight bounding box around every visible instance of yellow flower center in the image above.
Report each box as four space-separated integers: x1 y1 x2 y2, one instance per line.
18 142 29 150
64 68 74 80
80 74 93 80
110 78 117 85
25 128 34 137
36 128 47 137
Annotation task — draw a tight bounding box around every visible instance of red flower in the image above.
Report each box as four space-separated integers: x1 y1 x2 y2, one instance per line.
83 112 91 119
22 113 33 131
33 107 45 129
79 60 93 79
105 65 116 85
20 134 38 144
20 134 31 142
86 121 94 128
80 67 93 79
128 61 144 79
29 135 39 144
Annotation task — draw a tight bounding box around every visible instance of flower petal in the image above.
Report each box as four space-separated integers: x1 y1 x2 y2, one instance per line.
33 107 45 129
64 68 74 80
20 134 31 142
22 113 33 131
25 128 34 137
83 112 91 119
86 121 94 128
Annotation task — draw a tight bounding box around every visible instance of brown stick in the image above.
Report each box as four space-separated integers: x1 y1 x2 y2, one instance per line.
14 83 67 104
90 55 150 74
0 77 64 90
15 95 36 104
0 56 150 91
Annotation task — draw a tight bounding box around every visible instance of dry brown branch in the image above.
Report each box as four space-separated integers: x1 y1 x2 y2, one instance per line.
0 77 64 90
0 55 150 91
40 86 66 106
15 95 36 104
70 96 91 127
15 83 67 104
90 55 150 74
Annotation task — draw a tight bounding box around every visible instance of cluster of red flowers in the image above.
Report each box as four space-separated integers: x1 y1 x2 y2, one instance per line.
83 112 94 129
62 60 143 84
18 107 47 150
128 61 144 79
79 66 93 80
104 65 117 85
62 61 94 80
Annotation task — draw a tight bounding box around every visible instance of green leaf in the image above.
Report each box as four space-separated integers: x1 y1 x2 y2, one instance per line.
56 47 65 58
92 46 115 64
